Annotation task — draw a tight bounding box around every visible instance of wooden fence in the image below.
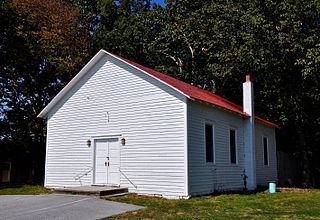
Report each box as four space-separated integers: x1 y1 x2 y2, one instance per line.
277 151 300 187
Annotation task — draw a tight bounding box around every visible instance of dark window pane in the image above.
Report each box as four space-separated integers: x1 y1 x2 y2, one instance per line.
205 124 213 162
263 137 268 165
230 129 236 164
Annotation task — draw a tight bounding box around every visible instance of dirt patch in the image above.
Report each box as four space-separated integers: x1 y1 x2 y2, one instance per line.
262 187 311 193
277 187 310 192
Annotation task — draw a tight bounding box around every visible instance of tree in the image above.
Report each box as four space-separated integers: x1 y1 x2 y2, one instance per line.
2 0 319 186
92 0 157 65
262 0 320 187
91 0 320 186
0 0 89 182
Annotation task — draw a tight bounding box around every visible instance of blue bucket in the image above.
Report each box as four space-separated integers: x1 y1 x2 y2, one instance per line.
269 182 276 193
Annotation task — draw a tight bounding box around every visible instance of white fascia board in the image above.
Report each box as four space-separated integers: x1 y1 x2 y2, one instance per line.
37 50 105 118
38 49 190 118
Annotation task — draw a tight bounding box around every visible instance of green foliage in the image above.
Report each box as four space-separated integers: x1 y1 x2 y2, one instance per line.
1 0 320 186
92 0 155 65
0 0 90 181
92 0 320 187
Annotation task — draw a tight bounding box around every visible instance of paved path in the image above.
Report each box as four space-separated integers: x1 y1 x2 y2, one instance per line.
0 194 143 220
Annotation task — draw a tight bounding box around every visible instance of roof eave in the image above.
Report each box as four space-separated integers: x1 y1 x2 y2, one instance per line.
38 49 190 119
37 50 106 118
37 49 279 130
189 97 248 118
255 117 280 128
101 49 190 100
190 98 279 128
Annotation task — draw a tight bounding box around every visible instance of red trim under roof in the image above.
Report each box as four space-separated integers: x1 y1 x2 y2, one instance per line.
254 116 279 127
105 50 278 127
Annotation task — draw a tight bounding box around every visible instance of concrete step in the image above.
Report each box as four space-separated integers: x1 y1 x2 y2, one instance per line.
54 186 128 197
100 187 128 196
101 192 129 198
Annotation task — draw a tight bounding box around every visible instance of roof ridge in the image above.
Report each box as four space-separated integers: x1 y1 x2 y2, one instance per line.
106 50 278 127
107 51 243 108
38 49 278 127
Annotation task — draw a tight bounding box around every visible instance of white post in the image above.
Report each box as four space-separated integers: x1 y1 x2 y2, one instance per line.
243 75 256 190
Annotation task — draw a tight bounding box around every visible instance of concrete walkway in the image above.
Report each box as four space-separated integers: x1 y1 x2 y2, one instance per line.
0 194 143 220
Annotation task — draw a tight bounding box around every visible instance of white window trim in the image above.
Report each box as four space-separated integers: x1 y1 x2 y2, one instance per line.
263 136 269 167
204 120 216 165
229 127 238 165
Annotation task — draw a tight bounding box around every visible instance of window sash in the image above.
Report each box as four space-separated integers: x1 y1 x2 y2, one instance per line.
263 137 269 166
230 129 237 164
205 123 214 163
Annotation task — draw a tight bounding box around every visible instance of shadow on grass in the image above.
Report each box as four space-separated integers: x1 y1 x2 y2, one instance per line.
192 186 269 198
0 183 51 195
0 182 44 190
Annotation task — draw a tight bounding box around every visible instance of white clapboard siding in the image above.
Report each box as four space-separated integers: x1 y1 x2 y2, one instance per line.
255 123 278 185
45 55 187 198
187 100 245 196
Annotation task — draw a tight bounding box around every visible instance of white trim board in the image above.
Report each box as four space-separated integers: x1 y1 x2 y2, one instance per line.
37 50 189 118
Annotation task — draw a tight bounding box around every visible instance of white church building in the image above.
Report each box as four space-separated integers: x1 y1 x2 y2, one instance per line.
38 49 278 199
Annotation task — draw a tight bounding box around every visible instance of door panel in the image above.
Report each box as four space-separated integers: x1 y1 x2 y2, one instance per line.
107 139 120 185
94 138 120 185
94 140 108 185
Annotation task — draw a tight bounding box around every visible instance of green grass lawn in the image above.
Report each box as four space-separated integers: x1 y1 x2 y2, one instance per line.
1 185 319 219
0 185 53 195
105 190 320 219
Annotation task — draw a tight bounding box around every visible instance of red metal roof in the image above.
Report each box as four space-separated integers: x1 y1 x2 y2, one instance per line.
105 50 278 127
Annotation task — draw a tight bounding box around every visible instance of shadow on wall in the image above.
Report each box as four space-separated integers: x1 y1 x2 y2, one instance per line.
74 167 93 186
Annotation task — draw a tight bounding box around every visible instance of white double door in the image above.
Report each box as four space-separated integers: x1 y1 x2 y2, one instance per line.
94 138 120 185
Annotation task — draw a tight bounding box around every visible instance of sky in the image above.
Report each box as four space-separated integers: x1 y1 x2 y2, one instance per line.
151 0 166 7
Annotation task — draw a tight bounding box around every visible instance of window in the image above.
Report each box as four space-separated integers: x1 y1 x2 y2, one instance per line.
263 137 269 166
230 129 237 164
205 123 214 163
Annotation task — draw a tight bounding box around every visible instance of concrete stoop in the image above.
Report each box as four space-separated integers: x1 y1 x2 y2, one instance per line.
54 185 129 197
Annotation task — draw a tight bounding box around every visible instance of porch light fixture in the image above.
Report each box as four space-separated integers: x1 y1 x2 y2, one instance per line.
120 138 126 146
86 139 91 147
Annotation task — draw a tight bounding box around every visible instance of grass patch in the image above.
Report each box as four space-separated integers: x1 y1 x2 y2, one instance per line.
0 185 53 195
105 189 320 219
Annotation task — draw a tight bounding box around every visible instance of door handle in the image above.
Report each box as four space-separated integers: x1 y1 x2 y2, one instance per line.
105 162 110 166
